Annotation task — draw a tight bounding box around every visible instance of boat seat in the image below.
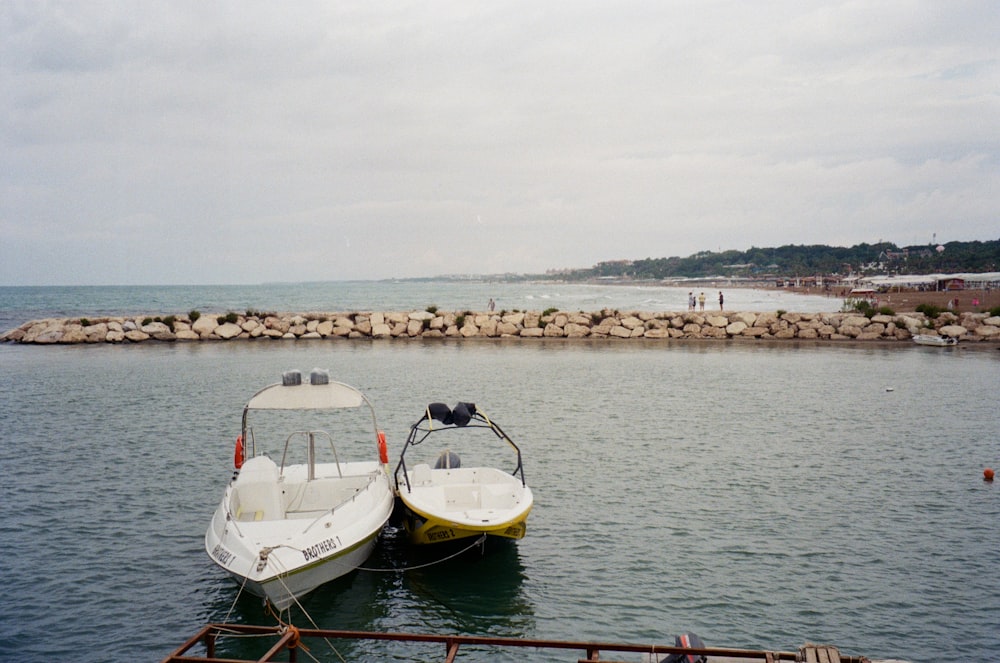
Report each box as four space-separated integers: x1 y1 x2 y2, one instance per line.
285 474 375 515
234 481 283 521
236 507 265 522
444 484 480 509
411 463 432 486
480 484 517 510
233 456 283 521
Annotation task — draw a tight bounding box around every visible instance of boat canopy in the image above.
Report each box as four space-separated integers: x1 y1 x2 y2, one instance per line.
246 369 366 410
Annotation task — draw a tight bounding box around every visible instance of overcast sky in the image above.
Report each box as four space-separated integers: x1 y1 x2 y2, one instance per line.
2 2 998 285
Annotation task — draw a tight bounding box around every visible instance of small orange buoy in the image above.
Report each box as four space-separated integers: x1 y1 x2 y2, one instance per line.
985 468 995 482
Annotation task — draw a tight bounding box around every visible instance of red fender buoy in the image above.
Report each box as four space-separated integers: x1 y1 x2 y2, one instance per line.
234 434 244 469
377 430 388 465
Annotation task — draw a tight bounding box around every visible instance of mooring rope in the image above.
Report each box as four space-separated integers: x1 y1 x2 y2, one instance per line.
216 532 488 660
355 533 488 572
222 554 259 624
264 556 346 663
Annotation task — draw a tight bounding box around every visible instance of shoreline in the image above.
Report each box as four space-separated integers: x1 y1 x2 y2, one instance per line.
4 306 998 345
774 285 998 314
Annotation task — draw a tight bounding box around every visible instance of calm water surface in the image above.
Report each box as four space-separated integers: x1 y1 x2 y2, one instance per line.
1 338 997 663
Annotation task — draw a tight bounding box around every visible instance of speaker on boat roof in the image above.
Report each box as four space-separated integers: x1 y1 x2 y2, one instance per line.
310 368 329 385
434 450 461 469
282 370 302 386
451 402 475 427
427 402 453 424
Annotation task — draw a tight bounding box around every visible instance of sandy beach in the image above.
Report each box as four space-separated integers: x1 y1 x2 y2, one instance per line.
784 286 999 314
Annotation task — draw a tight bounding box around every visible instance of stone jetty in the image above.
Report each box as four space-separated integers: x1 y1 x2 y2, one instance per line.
3 308 999 345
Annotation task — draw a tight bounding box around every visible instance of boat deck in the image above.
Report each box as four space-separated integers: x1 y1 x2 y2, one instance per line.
162 624 880 663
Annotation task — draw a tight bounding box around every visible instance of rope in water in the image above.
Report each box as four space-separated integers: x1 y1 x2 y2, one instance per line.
216 531 489 660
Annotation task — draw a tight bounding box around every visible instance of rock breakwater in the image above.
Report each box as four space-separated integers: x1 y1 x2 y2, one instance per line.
4 308 1000 345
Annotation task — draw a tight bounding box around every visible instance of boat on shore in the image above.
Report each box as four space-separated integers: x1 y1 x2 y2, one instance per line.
204 369 394 610
393 402 533 545
912 334 958 347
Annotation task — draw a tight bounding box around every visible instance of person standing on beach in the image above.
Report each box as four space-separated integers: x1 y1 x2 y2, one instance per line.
718 291 724 310
698 292 706 311
488 297 495 312
688 292 695 311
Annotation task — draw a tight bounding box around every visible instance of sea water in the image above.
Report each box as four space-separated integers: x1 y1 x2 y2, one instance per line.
0 284 997 663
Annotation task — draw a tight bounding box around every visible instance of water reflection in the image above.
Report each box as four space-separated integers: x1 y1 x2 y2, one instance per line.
390 529 533 632
195 525 534 661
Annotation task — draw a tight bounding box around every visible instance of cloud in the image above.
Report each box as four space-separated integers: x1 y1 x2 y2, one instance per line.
1 0 998 284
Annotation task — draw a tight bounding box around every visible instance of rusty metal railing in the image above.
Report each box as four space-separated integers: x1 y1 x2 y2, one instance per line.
161 623 871 663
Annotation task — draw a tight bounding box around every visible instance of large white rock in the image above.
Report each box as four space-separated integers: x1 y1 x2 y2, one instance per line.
939 325 967 338
141 321 171 335
497 322 520 336
264 316 289 333
215 322 243 339
725 321 747 336
543 323 565 337
755 312 779 327
192 316 218 336
841 315 870 328
406 320 425 336
60 325 87 343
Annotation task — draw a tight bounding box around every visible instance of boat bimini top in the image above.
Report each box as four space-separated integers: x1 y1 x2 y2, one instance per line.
239 369 380 458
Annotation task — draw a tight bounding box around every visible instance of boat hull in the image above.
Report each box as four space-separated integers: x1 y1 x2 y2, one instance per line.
913 334 957 346
395 466 533 545
224 531 381 610
399 500 530 545
206 457 394 610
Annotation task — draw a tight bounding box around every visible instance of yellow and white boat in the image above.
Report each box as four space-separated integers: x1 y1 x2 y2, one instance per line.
393 402 533 546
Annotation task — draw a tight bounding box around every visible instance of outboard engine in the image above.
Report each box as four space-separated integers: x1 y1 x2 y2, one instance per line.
434 450 461 469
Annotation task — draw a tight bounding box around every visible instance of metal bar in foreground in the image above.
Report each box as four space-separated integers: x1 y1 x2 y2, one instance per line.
161 624 873 663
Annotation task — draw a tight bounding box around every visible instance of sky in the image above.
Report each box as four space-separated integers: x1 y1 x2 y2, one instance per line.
2 1 998 285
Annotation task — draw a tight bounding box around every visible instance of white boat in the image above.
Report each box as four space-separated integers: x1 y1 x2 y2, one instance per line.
205 369 394 610
393 402 533 545
913 334 958 347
